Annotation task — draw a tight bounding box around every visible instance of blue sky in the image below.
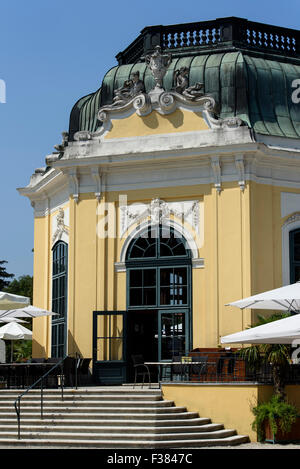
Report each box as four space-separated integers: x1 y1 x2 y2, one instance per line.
0 0 299 279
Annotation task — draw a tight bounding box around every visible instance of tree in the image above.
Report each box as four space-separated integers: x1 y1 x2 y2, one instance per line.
239 312 291 401
0 260 14 290
3 274 33 361
4 275 33 303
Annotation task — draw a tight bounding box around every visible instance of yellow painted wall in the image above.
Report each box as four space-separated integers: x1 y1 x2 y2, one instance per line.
162 384 300 441
31 179 300 359
32 215 51 357
105 109 209 139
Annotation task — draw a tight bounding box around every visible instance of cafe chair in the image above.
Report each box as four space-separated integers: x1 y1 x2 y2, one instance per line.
78 358 91 386
171 356 185 381
131 355 151 388
191 355 208 381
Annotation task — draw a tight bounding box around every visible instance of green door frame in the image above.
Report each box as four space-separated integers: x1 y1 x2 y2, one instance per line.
126 263 192 362
158 309 190 361
92 310 127 385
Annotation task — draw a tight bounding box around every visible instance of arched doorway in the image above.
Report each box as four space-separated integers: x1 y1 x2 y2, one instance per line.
92 224 193 384
126 225 192 372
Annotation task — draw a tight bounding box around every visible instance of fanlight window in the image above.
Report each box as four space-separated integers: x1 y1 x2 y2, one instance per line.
126 226 190 260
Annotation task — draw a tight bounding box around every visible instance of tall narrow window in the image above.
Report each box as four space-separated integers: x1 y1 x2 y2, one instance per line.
290 229 300 283
52 241 68 357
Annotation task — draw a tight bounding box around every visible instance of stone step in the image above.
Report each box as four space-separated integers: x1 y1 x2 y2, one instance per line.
0 422 223 434
0 400 173 408
0 394 163 402
0 428 237 441
0 405 190 414
0 388 161 396
0 416 210 426
0 435 250 448
0 387 249 448
0 410 199 420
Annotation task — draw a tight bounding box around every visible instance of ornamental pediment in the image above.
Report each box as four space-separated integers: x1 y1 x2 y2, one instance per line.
74 46 246 142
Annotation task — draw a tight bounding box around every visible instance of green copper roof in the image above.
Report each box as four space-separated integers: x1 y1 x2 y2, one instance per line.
69 51 300 140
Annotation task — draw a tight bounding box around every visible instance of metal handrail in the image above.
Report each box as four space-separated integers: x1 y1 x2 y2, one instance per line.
14 354 81 439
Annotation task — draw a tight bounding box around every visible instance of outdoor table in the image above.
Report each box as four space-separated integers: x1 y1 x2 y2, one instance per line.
144 361 217 387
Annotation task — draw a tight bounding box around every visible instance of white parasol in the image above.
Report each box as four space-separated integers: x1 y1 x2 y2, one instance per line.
0 321 32 362
0 305 58 319
0 292 30 310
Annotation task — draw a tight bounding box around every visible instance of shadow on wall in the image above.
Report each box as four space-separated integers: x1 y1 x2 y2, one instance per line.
141 109 184 129
31 333 91 360
31 339 47 358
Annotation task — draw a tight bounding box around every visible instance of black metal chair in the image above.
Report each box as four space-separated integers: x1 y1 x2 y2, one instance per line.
60 356 77 387
171 355 185 381
131 355 151 388
191 355 208 381
0 365 8 388
78 358 91 386
29 358 47 385
226 354 236 378
46 358 62 388
216 355 226 381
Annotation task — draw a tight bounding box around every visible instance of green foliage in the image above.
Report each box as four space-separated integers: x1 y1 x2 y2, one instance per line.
239 345 262 370
254 313 291 325
4 275 33 303
8 340 32 362
238 312 292 399
2 273 33 361
252 395 298 442
0 260 14 290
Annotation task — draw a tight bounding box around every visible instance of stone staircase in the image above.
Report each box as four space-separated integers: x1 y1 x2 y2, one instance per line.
0 387 249 448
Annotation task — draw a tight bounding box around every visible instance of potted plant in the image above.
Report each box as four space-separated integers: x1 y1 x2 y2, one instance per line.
251 395 298 443
238 312 300 442
239 313 291 401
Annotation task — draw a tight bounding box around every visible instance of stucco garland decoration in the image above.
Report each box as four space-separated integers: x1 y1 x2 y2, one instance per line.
120 198 200 238
52 208 69 244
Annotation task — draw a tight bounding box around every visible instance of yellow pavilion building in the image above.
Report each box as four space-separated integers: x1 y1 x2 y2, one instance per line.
19 17 300 386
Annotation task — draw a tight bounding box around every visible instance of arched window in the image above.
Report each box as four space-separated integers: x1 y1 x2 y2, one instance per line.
126 225 191 308
51 241 68 357
127 225 190 260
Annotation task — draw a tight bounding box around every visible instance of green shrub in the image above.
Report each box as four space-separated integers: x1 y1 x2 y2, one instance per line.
252 395 298 442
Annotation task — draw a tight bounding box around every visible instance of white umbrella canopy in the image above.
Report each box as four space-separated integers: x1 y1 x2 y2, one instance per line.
0 321 32 341
0 321 32 362
225 282 300 313
0 305 58 319
221 314 300 345
0 317 27 324
0 292 30 310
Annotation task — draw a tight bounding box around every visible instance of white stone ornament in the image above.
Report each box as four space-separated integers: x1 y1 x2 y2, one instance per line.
52 208 69 244
145 46 172 90
120 198 200 238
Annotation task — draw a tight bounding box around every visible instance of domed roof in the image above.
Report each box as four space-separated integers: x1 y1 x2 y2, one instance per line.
68 17 300 141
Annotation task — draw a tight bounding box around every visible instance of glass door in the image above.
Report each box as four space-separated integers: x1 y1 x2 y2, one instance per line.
93 311 127 384
158 310 189 361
